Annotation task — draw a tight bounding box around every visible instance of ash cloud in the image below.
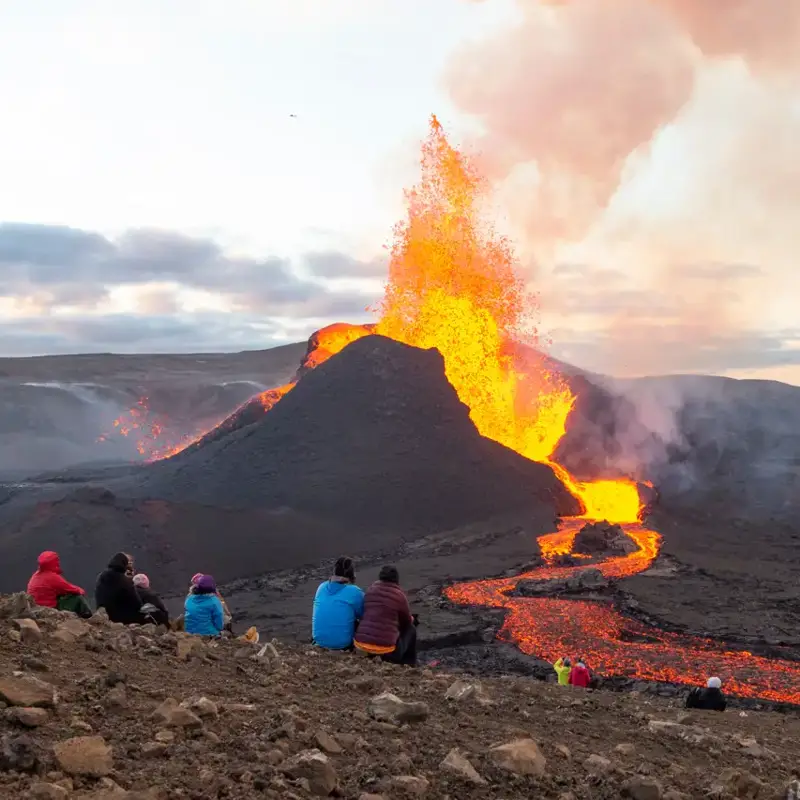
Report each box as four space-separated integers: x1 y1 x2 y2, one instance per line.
453 0 800 514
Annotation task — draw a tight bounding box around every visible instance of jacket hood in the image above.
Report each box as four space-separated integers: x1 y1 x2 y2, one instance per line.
108 552 130 571
37 551 61 573
325 580 348 595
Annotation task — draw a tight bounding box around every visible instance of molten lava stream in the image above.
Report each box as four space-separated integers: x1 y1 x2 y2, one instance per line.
445 519 800 705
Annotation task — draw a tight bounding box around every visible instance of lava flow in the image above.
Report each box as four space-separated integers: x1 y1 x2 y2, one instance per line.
101 116 799 702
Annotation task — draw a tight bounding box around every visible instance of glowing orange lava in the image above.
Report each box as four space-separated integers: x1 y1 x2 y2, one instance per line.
107 116 797 702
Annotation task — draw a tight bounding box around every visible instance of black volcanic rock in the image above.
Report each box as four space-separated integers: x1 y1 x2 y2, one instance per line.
137 335 579 529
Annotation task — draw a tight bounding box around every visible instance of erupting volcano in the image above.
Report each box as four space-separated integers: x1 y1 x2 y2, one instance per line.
97 117 799 703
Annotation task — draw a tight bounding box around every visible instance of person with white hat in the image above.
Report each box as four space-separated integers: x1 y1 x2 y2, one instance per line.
685 676 727 711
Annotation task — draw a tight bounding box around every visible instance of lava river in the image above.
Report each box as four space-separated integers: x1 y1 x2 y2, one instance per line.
105 116 800 705
445 520 800 706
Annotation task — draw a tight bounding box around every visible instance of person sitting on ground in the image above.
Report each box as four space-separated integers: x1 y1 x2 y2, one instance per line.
95 553 145 625
312 556 365 650
188 572 233 633
553 656 572 686
569 657 591 688
354 565 417 666
184 574 225 636
685 676 727 711
132 573 169 627
27 551 92 618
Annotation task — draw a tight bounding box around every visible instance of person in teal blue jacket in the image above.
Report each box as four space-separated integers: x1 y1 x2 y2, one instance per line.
312 557 364 650
184 574 224 636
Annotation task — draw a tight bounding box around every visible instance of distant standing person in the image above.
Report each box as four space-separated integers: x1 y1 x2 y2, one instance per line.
354 565 417 666
95 553 144 625
184 574 225 636
312 556 364 650
132 574 169 627
685 677 727 711
569 658 591 688
27 551 92 618
553 656 572 686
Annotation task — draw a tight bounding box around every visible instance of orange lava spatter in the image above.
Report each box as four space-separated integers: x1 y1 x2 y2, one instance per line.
111 116 797 702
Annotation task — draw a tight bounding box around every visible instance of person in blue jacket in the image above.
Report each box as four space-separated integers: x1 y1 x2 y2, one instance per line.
312 556 364 650
184 574 224 636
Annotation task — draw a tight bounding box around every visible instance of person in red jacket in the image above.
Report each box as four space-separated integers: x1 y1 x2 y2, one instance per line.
27 551 91 618
354 565 417 666
568 658 591 688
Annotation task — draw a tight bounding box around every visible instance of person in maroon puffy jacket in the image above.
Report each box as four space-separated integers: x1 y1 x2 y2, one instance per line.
354 565 417 666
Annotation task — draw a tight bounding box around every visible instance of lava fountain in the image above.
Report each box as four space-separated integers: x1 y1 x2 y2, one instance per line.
98 117 800 702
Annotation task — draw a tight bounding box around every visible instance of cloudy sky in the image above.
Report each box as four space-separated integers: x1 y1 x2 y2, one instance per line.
1 0 799 386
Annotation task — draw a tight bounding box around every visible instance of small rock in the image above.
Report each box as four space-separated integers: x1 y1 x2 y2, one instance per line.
281 748 338 796
584 754 612 775
0 675 57 707
7 629 21 642
489 738 546 777
29 784 69 800
389 775 430 795
105 684 128 710
176 636 204 661
182 696 218 718
554 743 571 759
154 730 175 744
0 593 34 619
623 776 663 800
152 697 203 729
142 741 169 758
358 795 387 800
369 692 429 724
53 735 113 777
444 679 491 705
709 768 764 799
89 608 109 625
14 618 43 643
314 730 343 754
440 747 486 784
616 742 637 756
6 706 50 727
0 733 39 771
70 718 93 733
21 656 49 673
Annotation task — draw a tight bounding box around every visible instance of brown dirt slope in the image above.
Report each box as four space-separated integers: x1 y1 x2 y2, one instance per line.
1 594 799 800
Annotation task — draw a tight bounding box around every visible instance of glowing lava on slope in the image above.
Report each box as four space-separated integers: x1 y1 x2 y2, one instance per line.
100 117 799 702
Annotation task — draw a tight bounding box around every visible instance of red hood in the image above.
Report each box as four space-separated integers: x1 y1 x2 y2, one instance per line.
37 551 62 573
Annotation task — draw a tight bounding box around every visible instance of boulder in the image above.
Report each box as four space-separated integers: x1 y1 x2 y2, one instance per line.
0 733 40 772
584 754 612 775
53 736 113 777
29 784 69 800
152 698 203 729
389 775 430 796
623 777 663 800
444 680 491 705
0 593 34 619
440 747 486 784
489 738 546 777
314 730 343 754
14 618 43 643
281 748 338 796
708 768 765 799
181 696 218 718
369 693 429 725
0 675 57 707
573 520 637 556
6 706 50 727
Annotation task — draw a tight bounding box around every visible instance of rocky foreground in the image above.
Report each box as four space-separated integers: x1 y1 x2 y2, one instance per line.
0 594 798 799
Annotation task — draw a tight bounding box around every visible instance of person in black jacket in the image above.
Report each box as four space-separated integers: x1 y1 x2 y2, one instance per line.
95 553 144 625
685 676 727 711
132 573 169 627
